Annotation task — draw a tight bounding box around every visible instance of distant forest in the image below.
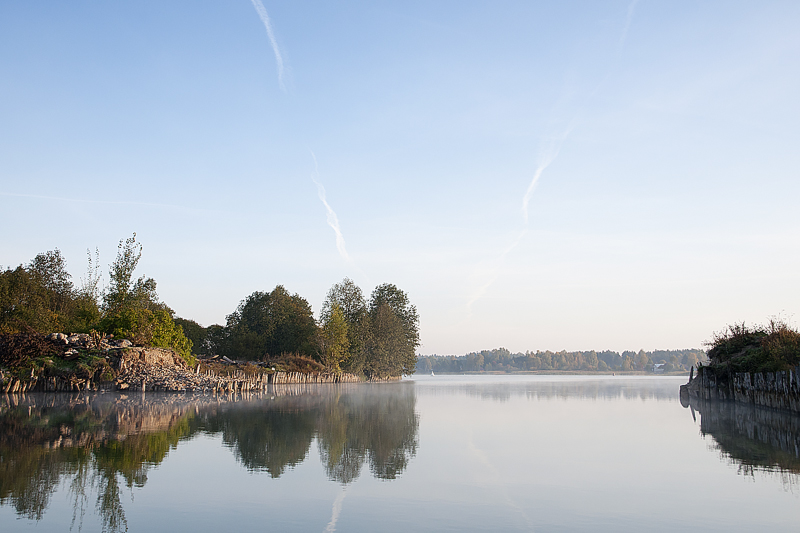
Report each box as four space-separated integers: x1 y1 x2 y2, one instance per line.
417 347 707 374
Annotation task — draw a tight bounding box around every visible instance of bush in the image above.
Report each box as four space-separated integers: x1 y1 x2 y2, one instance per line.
705 319 800 373
0 332 60 369
98 309 194 366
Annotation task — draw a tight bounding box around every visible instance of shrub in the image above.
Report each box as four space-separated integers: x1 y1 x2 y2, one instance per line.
98 309 194 366
705 318 800 373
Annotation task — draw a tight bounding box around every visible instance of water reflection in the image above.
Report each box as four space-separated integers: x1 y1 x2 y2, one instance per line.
0 383 418 529
686 397 800 479
411 375 682 402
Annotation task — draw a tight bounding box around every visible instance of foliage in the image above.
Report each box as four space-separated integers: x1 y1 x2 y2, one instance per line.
103 233 158 315
0 332 60 369
705 318 800 373
98 309 194 365
365 284 420 378
224 285 317 360
318 304 349 372
0 250 83 334
366 302 406 378
173 317 210 355
320 278 370 375
1 240 420 379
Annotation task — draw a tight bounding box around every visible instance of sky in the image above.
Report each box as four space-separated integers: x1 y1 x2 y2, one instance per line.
1 1 799 355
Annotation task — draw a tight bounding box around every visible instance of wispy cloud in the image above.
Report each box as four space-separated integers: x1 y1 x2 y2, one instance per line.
249 0 286 91
310 152 350 262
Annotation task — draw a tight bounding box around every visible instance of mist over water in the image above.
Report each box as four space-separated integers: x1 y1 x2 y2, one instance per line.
1 376 799 531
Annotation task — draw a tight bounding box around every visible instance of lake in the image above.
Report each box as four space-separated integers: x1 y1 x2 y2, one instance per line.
1 375 798 531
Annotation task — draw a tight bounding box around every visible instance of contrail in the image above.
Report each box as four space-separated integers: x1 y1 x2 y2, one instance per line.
467 136 565 314
249 0 286 91
468 0 638 313
311 152 350 262
324 486 347 532
521 145 558 224
618 0 640 53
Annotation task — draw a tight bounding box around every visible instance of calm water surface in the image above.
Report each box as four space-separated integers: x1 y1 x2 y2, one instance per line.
1 375 798 531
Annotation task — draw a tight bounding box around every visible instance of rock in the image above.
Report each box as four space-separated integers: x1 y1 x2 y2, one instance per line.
67 333 90 346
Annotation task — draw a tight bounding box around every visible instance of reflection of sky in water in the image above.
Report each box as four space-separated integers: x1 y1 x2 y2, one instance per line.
2 377 799 532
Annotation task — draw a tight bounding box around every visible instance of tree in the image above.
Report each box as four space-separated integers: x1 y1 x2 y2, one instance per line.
98 234 191 360
321 278 370 375
634 349 652 371
27 249 73 311
174 317 209 355
366 283 420 378
318 304 349 372
367 302 408 378
103 233 159 314
0 250 78 333
0 266 45 333
225 285 317 360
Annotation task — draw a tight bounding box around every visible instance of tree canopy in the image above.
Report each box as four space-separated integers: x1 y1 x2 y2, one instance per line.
223 285 317 360
0 235 193 363
2 241 420 378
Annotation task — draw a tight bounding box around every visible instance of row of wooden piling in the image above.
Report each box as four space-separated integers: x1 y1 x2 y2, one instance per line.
2 370 367 394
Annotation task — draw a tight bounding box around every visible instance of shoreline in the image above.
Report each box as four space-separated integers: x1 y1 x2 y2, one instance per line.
0 344 390 394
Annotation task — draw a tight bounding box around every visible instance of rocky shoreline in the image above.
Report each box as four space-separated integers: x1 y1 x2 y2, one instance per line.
2 347 364 393
0 333 379 394
680 365 800 414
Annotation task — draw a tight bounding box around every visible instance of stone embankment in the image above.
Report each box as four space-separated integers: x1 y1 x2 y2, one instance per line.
681 365 800 413
2 344 365 394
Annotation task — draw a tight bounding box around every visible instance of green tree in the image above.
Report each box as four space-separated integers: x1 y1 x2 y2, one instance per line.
97 234 192 361
321 278 370 375
0 250 79 334
318 304 349 372
103 234 158 315
366 284 420 378
27 250 73 315
100 308 193 363
173 317 208 355
225 285 317 360
72 248 103 331
0 266 47 333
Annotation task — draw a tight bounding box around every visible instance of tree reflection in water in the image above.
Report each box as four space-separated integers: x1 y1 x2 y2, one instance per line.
0 383 418 530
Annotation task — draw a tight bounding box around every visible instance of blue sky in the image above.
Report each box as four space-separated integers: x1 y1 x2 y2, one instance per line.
2 1 799 354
